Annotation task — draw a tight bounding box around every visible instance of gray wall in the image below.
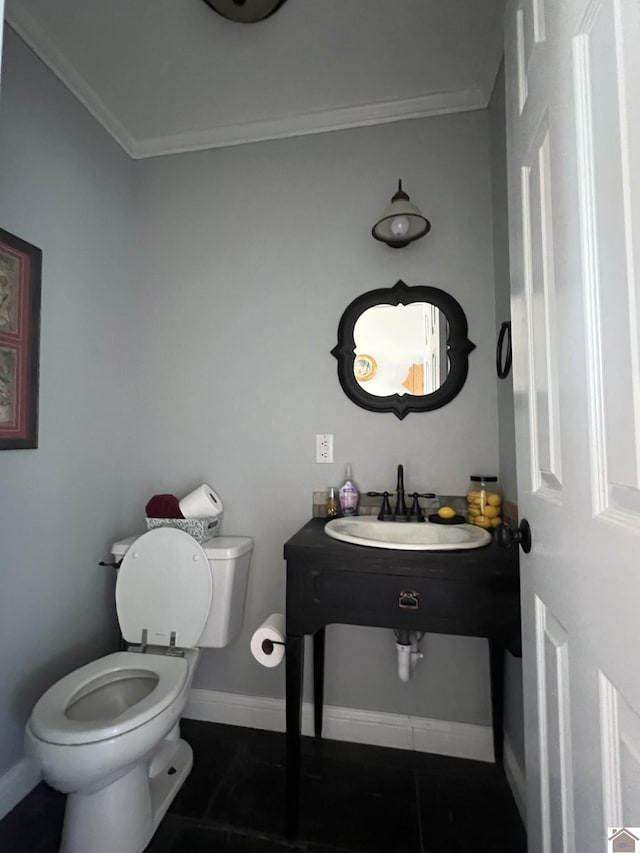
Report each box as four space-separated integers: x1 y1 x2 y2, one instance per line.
0 30 142 777
488 63 525 772
132 114 500 720
0 25 508 784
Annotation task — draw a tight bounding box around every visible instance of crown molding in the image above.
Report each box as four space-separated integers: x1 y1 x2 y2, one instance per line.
6 5 490 160
131 87 488 159
5 8 137 157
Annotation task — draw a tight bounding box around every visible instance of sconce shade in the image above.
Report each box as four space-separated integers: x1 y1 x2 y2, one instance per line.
201 0 289 23
372 180 431 248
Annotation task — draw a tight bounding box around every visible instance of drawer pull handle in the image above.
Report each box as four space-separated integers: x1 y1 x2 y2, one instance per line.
399 590 419 610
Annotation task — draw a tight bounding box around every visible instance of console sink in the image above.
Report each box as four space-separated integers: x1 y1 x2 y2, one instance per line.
324 516 491 551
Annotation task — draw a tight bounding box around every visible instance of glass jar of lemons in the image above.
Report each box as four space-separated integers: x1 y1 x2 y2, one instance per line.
467 476 502 530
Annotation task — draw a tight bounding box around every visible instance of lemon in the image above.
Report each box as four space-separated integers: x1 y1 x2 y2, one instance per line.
490 517 503 527
487 493 502 506
473 516 491 528
438 506 456 519
483 505 499 518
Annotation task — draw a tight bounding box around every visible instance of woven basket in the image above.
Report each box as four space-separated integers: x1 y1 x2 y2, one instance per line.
145 515 221 543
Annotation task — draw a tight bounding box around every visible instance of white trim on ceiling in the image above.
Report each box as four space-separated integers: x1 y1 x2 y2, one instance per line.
133 87 488 159
6 5 494 160
5 7 137 157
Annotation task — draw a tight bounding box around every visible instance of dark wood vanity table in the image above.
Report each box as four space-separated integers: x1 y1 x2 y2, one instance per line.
283 517 521 836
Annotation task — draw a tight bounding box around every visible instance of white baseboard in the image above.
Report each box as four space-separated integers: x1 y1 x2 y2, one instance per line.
185 688 495 763
0 757 41 821
503 734 527 824
0 694 522 823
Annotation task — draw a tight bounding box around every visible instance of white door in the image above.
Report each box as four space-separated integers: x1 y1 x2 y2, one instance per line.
505 0 640 851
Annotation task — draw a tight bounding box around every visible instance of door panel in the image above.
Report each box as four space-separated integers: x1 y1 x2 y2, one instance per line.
573 0 640 524
599 673 640 826
505 0 640 849
536 598 574 853
515 0 547 116
521 113 563 498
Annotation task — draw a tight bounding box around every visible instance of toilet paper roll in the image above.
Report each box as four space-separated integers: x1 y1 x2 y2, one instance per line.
250 613 286 668
179 484 224 519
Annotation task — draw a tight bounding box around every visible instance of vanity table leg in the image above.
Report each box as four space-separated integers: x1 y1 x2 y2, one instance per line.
489 639 505 763
285 633 304 837
313 628 325 740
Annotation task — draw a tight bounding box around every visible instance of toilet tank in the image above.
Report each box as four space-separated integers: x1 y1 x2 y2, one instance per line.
199 536 253 647
111 533 253 649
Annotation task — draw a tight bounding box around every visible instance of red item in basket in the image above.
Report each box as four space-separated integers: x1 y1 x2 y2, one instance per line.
145 494 184 519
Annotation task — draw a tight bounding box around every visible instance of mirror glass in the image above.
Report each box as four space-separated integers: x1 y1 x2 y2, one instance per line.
331 281 475 419
353 302 449 397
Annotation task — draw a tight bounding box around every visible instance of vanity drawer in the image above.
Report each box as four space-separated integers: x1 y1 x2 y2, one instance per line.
308 569 518 637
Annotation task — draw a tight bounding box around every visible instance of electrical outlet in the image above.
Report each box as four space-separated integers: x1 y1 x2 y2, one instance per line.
316 434 334 464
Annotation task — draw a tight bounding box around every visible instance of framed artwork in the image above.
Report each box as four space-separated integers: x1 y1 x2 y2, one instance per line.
0 228 42 449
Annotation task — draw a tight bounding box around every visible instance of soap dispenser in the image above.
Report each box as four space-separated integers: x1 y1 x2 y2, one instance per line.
339 464 359 516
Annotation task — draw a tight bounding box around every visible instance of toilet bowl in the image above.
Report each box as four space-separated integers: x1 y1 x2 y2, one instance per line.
25 528 253 853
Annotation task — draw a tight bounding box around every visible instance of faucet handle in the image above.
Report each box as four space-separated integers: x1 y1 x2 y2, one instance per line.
408 493 426 523
408 492 436 522
367 491 394 521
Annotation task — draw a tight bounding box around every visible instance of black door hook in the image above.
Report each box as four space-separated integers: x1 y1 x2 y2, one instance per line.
496 321 512 379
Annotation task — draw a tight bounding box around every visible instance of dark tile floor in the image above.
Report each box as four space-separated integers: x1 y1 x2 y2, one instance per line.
0 720 526 853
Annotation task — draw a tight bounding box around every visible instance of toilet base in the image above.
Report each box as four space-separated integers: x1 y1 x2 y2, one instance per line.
59 736 193 853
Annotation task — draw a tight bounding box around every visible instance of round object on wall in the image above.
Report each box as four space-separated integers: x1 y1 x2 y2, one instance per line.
201 0 289 23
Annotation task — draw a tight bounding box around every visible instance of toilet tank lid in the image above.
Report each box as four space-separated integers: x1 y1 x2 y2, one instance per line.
111 534 253 560
111 535 139 558
202 536 253 559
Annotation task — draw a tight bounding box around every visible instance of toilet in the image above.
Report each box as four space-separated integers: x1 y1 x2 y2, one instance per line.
25 527 253 853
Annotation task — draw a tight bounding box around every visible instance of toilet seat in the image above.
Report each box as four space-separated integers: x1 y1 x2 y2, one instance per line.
28 651 193 746
116 528 213 648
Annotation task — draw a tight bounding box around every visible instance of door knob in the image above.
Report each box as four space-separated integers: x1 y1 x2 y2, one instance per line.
496 519 532 553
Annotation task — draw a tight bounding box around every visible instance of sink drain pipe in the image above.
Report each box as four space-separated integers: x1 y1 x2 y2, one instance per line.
394 630 423 682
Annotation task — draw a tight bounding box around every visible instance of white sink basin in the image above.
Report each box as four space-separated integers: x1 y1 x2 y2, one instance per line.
324 516 491 551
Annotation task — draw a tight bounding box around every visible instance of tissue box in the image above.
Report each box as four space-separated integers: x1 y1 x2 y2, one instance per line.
145 516 221 543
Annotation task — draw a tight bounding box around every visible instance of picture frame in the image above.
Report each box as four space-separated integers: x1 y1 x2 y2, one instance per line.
0 228 42 450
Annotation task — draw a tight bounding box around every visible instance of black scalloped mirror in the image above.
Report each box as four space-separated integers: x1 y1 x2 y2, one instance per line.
331 280 475 420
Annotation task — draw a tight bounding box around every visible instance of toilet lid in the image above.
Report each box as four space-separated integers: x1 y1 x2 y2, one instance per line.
116 528 212 648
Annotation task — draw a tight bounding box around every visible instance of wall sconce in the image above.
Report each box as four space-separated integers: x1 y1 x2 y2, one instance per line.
201 0 289 23
371 180 431 248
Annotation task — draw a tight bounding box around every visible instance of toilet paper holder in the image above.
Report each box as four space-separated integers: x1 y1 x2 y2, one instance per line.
251 613 287 667
261 638 285 655
99 559 122 570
